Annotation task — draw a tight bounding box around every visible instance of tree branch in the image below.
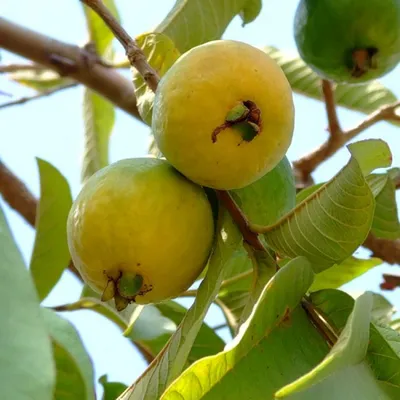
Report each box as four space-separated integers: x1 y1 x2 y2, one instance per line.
381 273 400 290
363 233 400 265
0 160 82 280
294 79 400 181
0 17 140 118
0 63 46 73
81 0 160 92
0 82 78 110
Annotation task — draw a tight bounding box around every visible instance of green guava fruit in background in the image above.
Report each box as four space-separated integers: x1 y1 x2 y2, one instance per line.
67 158 214 310
230 156 296 227
152 40 294 190
294 0 400 83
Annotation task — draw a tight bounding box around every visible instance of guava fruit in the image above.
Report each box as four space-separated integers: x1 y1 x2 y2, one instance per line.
152 40 294 190
294 0 400 83
67 158 214 310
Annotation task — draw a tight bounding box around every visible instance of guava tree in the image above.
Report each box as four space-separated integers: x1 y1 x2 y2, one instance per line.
1 0 400 399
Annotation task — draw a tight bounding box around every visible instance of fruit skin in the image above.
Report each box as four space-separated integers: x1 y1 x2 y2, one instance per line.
67 158 214 305
294 0 400 83
152 40 294 190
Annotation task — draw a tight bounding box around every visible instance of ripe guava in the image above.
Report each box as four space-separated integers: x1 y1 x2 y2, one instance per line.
67 158 214 310
152 40 294 190
294 0 400 83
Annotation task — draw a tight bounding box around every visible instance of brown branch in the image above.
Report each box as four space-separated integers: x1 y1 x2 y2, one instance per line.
294 80 400 181
0 160 82 280
363 233 400 265
81 0 160 92
0 82 78 110
380 273 400 291
0 63 46 73
0 17 140 118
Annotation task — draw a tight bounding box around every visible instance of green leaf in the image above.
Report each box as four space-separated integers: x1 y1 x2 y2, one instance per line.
133 33 181 125
82 0 120 55
370 293 395 325
260 140 389 272
82 89 115 181
310 256 382 292
42 309 95 400
156 0 262 53
276 292 373 398
120 210 242 400
0 204 55 399
231 156 296 226
369 173 400 239
99 375 128 400
9 69 73 91
161 257 317 399
30 159 72 301
263 46 399 125
311 289 400 397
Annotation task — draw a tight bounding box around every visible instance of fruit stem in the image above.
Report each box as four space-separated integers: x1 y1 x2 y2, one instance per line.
351 47 378 78
212 100 261 143
117 272 144 300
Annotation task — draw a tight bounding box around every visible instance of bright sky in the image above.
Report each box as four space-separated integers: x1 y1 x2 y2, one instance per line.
1 0 400 396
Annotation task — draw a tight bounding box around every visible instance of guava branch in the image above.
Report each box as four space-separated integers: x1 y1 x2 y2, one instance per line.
380 273 400 290
0 17 140 118
0 160 82 280
294 80 400 180
0 82 78 110
0 63 46 73
81 0 160 92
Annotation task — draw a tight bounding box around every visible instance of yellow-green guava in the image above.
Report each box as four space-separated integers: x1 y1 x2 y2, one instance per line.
152 40 295 190
67 158 214 310
294 0 400 83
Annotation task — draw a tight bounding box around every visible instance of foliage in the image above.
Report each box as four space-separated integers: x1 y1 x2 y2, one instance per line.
1 1 400 399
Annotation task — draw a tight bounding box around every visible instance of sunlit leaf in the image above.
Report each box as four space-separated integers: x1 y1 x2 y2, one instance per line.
133 33 180 125
0 204 55 399
81 89 115 181
82 0 120 55
42 309 95 400
156 0 262 53
310 256 382 292
30 159 72 300
9 69 73 91
120 211 242 400
263 46 399 125
161 257 317 399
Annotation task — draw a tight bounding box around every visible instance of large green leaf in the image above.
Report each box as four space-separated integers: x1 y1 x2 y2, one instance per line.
120 210 242 400
369 172 400 239
133 33 181 125
263 46 399 125
155 0 262 53
310 256 382 292
161 257 318 399
99 375 128 400
81 90 115 181
0 204 55 399
82 0 120 55
311 289 400 397
30 159 72 301
8 69 74 91
276 293 374 398
42 309 95 399
257 140 391 272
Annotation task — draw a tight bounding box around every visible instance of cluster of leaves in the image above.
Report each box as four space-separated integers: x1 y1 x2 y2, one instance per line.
2 1 400 400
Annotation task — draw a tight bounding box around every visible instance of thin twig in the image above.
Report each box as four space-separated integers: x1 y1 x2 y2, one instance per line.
0 160 82 280
0 82 77 110
0 63 46 74
80 0 160 92
294 79 400 180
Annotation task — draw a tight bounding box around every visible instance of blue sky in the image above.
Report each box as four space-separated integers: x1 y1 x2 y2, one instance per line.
1 0 400 396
